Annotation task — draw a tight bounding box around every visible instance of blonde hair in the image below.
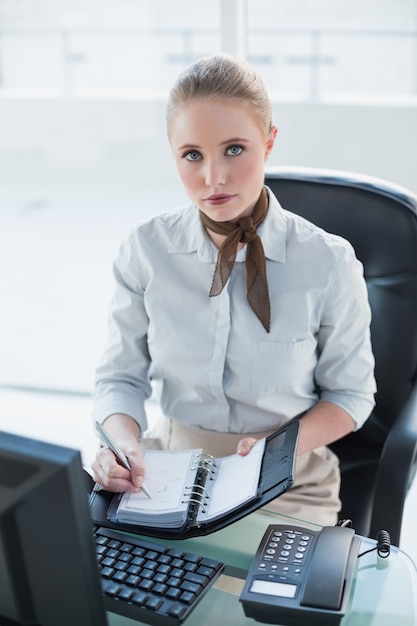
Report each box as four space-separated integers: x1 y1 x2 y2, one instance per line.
166 53 273 137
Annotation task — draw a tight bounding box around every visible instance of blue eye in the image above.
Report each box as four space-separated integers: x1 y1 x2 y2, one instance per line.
185 150 201 161
227 145 243 156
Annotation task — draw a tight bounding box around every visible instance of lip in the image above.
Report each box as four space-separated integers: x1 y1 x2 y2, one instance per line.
204 194 236 206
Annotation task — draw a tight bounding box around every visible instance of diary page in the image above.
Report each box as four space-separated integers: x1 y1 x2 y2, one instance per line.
117 449 200 515
199 438 266 521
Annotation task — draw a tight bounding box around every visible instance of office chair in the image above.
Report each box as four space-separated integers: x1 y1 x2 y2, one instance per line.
264 166 417 546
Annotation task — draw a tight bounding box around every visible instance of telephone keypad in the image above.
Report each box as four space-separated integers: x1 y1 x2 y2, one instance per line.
259 528 313 573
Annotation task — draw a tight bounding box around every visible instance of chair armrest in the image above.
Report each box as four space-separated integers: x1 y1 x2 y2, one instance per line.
370 384 417 545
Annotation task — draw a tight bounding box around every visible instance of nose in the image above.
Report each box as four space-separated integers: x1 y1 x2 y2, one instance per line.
204 158 225 188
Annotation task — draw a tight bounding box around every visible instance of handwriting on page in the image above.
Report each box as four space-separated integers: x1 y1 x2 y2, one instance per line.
119 450 194 513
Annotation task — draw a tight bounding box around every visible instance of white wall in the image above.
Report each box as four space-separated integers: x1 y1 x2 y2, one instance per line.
270 100 417 195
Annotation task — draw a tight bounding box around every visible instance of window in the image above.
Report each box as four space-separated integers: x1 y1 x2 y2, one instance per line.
0 0 414 99
247 0 417 101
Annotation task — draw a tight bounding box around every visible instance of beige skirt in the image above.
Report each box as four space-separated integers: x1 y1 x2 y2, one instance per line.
146 416 341 527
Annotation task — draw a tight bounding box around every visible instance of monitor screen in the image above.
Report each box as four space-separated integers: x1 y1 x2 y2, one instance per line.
0 430 108 626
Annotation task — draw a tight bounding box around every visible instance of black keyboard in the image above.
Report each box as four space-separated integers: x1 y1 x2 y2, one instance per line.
94 526 225 626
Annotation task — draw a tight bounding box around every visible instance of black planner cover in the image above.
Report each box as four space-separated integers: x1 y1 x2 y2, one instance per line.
89 418 300 539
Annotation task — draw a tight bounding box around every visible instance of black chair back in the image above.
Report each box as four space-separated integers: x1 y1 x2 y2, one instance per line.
265 166 417 544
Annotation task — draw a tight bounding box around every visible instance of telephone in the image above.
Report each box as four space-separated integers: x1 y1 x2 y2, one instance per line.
239 523 361 626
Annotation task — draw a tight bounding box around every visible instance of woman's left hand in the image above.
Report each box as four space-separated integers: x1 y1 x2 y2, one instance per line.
236 437 258 456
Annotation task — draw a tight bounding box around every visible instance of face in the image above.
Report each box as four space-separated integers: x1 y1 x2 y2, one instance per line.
169 98 277 223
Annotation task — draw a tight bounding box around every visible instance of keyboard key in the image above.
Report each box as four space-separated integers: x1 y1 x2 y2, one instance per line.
184 561 198 572
114 561 129 572
144 560 158 572
153 582 168 595
179 590 196 604
139 579 154 592
96 535 109 546
120 543 134 553
180 580 201 594
145 550 160 560
132 547 146 557
118 587 135 601
100 566 114 579
145 596 163 611
158 554 172 565
104 582 122 597
197 565 216 577
107 548 120 558
157 564 171 576
131 591 148 606
154 572 169 584
126 574 140 586
168 604 187 620
170 567 185 579
184 571 206 586
200 557 220 569
166 587 181 600
113 571 128 583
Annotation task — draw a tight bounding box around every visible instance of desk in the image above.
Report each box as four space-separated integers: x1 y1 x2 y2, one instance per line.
106 508 417 626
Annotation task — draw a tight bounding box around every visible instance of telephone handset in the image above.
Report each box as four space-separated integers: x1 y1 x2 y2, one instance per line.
239 524 361 626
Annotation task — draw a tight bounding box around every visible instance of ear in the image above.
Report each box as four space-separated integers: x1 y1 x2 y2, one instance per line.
265 125 278 161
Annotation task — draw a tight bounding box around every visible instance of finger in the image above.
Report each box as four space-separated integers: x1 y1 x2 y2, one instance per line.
236 437 258 456
92 464 140 493
126 450 147 490
92 449 140 493
98 448 130 478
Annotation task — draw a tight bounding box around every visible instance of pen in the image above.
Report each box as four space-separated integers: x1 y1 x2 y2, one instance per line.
95 421 151 499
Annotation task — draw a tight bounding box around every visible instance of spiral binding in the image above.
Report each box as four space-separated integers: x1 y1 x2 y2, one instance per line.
181 453 217 511
181 488 209 510
191 453 216 477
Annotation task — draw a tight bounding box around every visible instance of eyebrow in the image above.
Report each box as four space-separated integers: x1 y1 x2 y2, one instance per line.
177 137 250 151
220 137 250 145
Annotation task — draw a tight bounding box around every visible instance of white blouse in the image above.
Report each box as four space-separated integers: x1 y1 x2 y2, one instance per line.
93 187 376 435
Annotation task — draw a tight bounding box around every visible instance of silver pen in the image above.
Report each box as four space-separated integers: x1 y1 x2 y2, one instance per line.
95 421 151 499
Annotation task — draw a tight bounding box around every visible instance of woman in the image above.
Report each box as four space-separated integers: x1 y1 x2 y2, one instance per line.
91 53 376 525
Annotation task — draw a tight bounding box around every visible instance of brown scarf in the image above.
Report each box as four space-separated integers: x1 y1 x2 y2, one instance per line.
199 188 270 332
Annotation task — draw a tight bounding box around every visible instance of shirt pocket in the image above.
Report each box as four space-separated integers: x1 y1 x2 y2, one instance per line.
251 338 317 393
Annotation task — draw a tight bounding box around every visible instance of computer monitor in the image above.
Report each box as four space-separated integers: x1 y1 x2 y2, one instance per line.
0 430 108 626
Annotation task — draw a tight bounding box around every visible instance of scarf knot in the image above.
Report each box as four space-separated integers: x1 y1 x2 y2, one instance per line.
199 188 271 332
239 217 258 244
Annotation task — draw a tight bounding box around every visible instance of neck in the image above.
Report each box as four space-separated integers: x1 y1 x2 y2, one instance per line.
205 228 246 250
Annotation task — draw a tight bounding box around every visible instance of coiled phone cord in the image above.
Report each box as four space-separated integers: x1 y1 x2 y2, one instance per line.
336 519 391 558
358 529 391 558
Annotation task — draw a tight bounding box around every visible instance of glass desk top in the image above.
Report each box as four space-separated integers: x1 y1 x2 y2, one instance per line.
106 508 417 626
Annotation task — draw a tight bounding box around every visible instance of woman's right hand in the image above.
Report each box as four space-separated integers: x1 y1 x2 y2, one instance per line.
92 442 146 493
91 414 147 493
